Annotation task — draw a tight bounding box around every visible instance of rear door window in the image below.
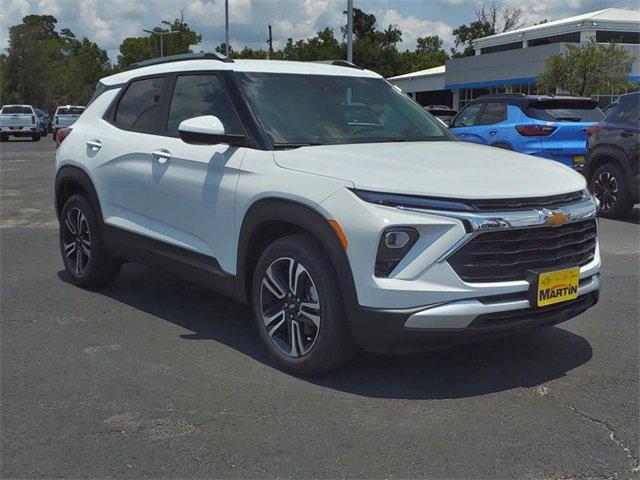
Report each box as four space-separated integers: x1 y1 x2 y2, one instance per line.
477 102 507 125
166 74 244 136
527 99 604 122
114 76 166 133
452 103 483 127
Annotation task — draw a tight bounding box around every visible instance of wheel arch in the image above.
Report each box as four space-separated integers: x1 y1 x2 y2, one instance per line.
586 145 630 182
237 198 358 312
55 166 103 226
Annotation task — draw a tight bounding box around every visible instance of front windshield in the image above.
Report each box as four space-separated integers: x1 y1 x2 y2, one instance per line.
236 72 451 147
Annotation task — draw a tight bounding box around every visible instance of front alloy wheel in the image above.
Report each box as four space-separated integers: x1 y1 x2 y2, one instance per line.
260 257 321 357
252 234 357 375
62 206 91 275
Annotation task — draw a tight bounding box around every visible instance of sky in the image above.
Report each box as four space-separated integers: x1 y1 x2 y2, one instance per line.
1 0 639 62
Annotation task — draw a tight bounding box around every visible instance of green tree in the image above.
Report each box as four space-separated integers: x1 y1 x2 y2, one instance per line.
1 15 111 111
538 39 635 97
416 35 443 55
117 14 202 69
451 2 523 57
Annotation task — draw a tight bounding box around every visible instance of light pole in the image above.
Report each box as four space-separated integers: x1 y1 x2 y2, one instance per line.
143 29 179 58
347 0 353 63
225 0 229 56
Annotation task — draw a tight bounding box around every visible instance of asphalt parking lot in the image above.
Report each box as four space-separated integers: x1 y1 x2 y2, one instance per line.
1 139 639 479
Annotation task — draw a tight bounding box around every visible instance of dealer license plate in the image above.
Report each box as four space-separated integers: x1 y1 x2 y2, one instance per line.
537 267 580 307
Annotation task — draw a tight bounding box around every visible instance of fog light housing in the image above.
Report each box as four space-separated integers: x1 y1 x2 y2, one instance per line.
375 227 419 277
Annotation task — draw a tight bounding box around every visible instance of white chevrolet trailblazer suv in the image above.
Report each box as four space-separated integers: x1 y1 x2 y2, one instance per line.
55 53 601 375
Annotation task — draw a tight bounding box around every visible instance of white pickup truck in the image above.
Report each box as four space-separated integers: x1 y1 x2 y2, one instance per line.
53 105 85 138
0 105 40 142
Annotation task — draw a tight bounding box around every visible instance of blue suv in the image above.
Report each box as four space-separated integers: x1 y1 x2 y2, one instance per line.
449 94 604 169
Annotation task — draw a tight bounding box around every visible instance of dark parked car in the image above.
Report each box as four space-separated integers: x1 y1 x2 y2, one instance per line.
585 92 639 219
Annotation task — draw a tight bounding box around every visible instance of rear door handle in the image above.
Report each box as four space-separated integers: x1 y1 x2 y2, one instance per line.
621 131 634 138
86 140 102 151
152 149 172 164
489 130 497 135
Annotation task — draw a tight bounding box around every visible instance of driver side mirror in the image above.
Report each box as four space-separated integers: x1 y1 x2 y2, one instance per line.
178 115 245 146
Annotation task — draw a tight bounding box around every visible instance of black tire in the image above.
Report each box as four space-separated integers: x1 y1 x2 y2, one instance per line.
60 194 122 287
251 234 358 375
52 130 57 141
0 134 7 142
32 133 40 142
589 163 634 219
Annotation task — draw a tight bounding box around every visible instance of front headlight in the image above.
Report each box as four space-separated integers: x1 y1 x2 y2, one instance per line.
375 227 419 277
350 189 476 212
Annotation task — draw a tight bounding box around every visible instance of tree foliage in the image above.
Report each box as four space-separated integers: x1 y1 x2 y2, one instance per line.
538 39 635 97
451 1 523 57
215 8 448 78
0 15 111 111
116 14 201 70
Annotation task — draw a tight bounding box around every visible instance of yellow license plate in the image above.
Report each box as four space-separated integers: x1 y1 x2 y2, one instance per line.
572 156 585 167
537 267 580 307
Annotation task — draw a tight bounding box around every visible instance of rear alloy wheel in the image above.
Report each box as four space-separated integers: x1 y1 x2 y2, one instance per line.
62 206 92 276
60 194 122 287
590 163 634 219
252 235 357 375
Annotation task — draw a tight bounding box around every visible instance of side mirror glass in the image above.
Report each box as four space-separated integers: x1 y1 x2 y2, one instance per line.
177 115 244 146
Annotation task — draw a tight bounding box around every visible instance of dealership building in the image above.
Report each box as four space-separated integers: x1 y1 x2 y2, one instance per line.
389 8 640 110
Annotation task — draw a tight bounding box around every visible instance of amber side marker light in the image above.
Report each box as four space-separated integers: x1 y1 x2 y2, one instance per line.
329 220 348 250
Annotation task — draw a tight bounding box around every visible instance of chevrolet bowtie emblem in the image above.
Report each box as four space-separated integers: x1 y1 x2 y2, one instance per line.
543 211 571 227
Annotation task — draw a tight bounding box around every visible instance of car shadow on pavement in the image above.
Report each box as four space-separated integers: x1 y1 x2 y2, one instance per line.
58 263 593 400
617 206 639 225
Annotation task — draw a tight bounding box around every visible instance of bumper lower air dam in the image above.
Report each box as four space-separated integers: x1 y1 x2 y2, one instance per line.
349 276 599 354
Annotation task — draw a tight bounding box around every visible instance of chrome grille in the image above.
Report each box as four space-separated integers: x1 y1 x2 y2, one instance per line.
448 219 597 283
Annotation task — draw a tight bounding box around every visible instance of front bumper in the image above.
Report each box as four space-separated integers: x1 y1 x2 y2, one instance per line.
350 289 599 353
321 189 601 352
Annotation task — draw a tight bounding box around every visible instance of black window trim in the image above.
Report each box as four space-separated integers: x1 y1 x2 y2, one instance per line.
162 71 248 141
103 73 170 136
102 70 267 149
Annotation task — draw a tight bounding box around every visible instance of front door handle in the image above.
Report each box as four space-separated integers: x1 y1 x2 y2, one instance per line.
152 149 171 164
86 140 102 151
621 131 634 138
489 129 497 135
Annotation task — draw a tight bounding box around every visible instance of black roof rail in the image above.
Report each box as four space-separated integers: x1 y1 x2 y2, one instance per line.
315 59 364 70
130 52 233 70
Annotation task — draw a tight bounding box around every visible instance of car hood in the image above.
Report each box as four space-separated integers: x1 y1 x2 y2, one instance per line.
273 141 586 199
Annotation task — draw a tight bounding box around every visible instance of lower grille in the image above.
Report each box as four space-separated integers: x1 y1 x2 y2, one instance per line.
448 219 597 283
469 292 598 330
